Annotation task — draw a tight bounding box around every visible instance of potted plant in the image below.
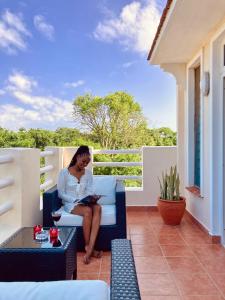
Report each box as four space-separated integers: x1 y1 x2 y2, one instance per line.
157 166 186 225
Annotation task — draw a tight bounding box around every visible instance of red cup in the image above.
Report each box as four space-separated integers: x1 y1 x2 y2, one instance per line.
33 224 42 239
49 227 59 238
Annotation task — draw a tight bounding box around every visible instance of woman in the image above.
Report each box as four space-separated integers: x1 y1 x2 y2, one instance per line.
57 145 102 264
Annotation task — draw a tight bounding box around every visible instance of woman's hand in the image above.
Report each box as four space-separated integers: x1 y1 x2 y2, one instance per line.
91 194 101 201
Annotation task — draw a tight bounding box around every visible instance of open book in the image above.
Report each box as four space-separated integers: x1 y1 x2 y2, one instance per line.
77 195 105 205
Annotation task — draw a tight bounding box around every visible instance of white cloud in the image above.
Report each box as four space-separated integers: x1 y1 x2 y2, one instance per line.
93 0 160 55
34 15 55 41
0 71 74 130
0 89 5 95
7 71 37 92
122 61 136 68
0 9 31 54
64 80 85 88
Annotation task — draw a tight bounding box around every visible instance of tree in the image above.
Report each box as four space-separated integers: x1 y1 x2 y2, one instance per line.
28 129 55 150
72 92 148 149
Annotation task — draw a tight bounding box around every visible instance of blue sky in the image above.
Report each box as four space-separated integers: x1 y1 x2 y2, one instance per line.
0 0 176 131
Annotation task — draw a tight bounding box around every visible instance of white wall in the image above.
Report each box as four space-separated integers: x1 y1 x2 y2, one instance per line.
181 24 225 237
126 147 177 206
0 148 42 244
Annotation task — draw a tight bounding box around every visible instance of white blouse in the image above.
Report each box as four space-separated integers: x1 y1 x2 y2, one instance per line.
57 168 94 213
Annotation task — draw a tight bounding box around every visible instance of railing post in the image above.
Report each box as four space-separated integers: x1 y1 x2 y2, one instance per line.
0 148 41 243
45 147 64 187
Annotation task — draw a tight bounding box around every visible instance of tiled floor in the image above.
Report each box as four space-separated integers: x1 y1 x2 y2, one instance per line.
77 209 225 300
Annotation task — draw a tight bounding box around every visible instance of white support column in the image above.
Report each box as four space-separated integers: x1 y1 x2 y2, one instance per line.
176 85 186 195
45 147 64 187
161 63 187 196
0 148 41 244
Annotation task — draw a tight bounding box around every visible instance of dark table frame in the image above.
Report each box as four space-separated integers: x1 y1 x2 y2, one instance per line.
0 227 77 281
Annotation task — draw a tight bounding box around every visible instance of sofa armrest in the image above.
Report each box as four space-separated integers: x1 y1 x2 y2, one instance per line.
115 181 126 235
43 185 62 227
111 239 141 300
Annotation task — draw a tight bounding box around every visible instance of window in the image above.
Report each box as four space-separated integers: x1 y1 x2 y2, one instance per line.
194 66 201 188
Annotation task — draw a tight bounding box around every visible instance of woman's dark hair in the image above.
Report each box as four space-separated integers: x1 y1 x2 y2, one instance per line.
68 145 90 168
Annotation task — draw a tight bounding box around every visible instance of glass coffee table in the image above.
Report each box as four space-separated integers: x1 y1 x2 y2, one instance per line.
0 227 77 281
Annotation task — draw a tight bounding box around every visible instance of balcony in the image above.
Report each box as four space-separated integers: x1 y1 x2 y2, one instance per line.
0 146 225 298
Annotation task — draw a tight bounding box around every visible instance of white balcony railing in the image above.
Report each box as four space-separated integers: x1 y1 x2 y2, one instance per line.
0 154 14 216
0 146 177 244
40 150 54 191
92 148 142 185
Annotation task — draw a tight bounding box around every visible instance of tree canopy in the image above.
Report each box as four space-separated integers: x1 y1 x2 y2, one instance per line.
72 92 149 149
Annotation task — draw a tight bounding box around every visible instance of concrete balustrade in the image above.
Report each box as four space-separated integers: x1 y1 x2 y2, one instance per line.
0 148 42 244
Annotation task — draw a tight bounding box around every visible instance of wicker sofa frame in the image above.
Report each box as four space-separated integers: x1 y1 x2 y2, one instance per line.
43 181 127 251
111 239 141 300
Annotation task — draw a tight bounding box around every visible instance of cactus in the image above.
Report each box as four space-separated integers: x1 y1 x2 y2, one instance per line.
158 166 180 201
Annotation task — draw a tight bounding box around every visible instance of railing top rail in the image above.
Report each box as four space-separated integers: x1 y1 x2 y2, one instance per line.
0 201 13 216
0 178 14 190
40 150 54 158
40 165 54 175
0 155 14 165
93 149 141 154
40 179 53 191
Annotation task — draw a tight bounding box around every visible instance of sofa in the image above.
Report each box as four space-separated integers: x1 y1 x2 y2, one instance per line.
0 239 141 300
43 176 127 251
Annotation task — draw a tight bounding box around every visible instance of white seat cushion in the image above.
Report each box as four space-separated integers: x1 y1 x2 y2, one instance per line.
0 280 109 300
56 204 116 226
93 176 116 205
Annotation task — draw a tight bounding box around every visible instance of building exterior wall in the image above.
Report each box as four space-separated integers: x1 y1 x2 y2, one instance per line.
180 22 225 239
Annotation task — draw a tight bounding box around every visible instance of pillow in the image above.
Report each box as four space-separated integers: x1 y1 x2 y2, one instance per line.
0 280 109 300
93 176 116 205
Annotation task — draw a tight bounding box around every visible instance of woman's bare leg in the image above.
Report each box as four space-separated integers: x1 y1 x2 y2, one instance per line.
71 205 92 263
88 204 102 255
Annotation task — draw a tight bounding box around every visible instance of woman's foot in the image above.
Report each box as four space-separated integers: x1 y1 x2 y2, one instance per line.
83 254 91 264
83 245 92 264
92 250 103 258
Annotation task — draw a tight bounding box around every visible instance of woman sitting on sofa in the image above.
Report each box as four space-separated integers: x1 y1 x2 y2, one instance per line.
57 145 102 264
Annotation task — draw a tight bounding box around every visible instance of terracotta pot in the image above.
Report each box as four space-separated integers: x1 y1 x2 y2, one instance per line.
157 196 186 225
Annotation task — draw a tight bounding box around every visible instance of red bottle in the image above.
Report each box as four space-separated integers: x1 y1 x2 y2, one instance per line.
33 224 42 239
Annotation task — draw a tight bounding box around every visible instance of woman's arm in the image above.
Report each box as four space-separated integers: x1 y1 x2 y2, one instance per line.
57 169 75 203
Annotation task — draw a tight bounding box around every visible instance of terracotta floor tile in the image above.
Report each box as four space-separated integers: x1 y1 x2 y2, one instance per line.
197 256 225 274
131 233 158 245
141 296 181 300
158 234 187 245
77 273 99 280
166 257 205 273
135 257 169 273
99 273 110 285
190 245 225 258
76 210 225 299
77 256 101 273
100 255 111 273
130 224 154 234
161 245 194 257
102 251 111 257
182 235 212 245
138 273 179 296
151 225 179 235
127 216 150 224
173 272 220 296
181 296 224 300
210 273 225 296
141 297 181 300
132 244 163 257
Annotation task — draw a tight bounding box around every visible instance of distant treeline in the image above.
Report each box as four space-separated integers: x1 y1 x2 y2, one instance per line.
0 126 176 150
